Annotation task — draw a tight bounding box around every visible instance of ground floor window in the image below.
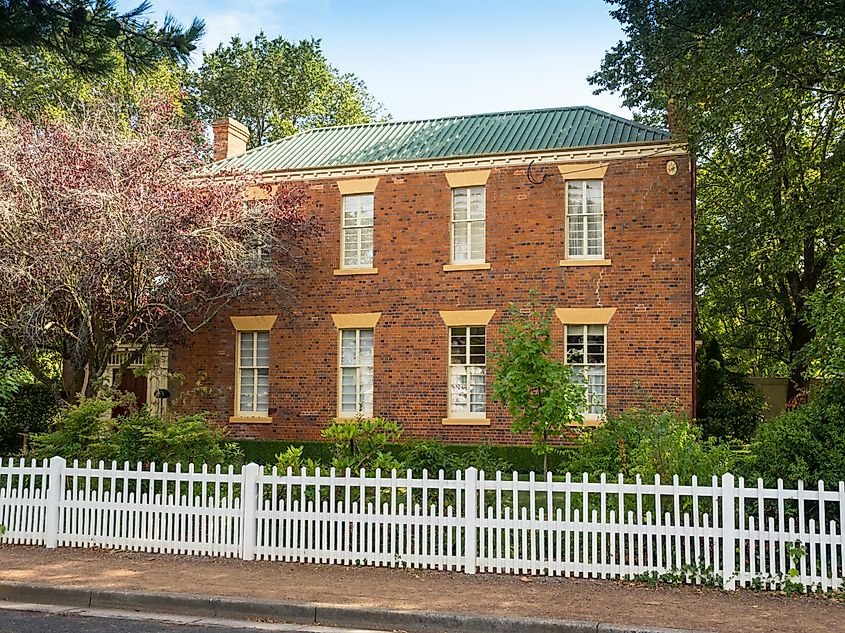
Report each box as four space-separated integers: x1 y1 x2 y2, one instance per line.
339 328 374 416
237 331 270 416
565 324 607 416
449 325 486 416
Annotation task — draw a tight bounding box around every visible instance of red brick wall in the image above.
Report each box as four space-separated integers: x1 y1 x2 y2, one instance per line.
169 155 694 444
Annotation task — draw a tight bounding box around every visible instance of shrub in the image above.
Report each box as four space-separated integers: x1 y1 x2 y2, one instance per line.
696 338 766 441
114 410 242 467
28 396 115 461
238 439 332 465
321 416 405 472
458 444 513 474
28 396 242 466
275 445 321 475
564 403 736 483
748 383 845 488
0 382 60 455
400 438 461 475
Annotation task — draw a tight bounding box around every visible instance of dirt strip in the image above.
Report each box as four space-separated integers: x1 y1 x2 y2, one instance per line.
1 546 843 633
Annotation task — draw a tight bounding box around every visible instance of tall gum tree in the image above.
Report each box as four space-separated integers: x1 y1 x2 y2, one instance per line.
0 98 319 404
590 0 845 398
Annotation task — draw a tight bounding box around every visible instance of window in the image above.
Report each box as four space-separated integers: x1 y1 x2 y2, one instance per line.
451 186 485 264
341 193 374 268
244 235 271 272
448 326 486 416
339 329 374 416
237 331 270 416
566 180 604 259
565 325 606 416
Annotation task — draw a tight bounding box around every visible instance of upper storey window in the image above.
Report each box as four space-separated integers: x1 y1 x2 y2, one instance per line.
341 193 374 269
451 186 486 264
566 180 604 260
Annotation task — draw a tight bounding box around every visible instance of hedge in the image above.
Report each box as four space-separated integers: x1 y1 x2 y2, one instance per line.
236 439 572 474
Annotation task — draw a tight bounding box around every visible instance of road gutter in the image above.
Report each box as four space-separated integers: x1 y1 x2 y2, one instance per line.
0 581 715 633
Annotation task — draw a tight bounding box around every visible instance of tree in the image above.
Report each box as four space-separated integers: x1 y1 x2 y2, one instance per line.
0 46 188 122
0 99 319 404
695 338 766 441
590 1 845 398
191 33 385 147
804 252 845 381
491 297 586 474
0 0 203 75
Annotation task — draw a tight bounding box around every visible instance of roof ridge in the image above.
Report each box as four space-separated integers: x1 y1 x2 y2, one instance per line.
235 105 665 158
578 105 669 135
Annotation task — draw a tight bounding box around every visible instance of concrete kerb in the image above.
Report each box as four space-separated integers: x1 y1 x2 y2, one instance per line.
0 581 715 633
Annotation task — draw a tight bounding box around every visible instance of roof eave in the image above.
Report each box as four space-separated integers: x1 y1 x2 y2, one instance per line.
248 137 682 179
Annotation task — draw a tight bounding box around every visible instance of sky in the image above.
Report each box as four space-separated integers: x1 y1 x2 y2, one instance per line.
120 0 632 121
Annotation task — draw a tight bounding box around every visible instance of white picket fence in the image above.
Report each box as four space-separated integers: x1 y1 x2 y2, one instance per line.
1 457 844 592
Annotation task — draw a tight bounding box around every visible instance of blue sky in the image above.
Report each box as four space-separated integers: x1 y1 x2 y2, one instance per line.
123 0 631 121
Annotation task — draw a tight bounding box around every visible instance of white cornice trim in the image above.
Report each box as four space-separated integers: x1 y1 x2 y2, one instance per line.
250 142 687 183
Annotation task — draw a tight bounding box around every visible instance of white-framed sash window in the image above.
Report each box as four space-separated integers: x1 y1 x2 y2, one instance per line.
565 324 607 416
339 328 374 416
342 193 374 268
237 331 270 416
448 325 486 416
566 180 604 259
451 186 486 264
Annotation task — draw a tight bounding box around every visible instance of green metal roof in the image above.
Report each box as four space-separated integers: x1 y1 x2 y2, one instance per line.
216 106 671 173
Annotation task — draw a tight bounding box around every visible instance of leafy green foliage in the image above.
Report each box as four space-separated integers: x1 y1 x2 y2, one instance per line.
492 296 586 473
0 344 21 417
191 33 385 147
565 403 736 484
0 382 59 455
804 253 845 381
634 562 722 588
748 383 845 488
0 0 204 75
274 445 321 475
28 396 114 460
321 416 404 473
459 444 513 475
239 439 544 473
400 439 461 475
0 47 189 123
28 396 242 466
591 1 845 394
696 338 766 441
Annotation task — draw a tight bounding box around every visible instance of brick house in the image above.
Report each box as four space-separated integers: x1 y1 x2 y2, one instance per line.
161 106 693 445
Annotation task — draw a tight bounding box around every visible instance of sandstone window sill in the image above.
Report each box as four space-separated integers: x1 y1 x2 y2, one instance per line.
559 259 612 267
441 417 491 426
443 263 491 272
333 267 379 276
229 416 273 424
571 416 603 428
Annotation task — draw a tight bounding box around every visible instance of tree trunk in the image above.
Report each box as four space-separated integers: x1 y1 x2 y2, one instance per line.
786 316 813 402
61 360 96 404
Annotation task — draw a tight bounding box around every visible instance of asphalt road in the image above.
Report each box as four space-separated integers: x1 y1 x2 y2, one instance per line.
0 607 382 633
0 609 250 633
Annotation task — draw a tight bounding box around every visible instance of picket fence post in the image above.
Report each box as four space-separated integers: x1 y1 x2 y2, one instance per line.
464 467 478 574
240 463 261 561
721 472 737 590
44 456 66 548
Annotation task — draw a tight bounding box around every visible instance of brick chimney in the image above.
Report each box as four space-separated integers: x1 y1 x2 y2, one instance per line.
211 117 249 161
